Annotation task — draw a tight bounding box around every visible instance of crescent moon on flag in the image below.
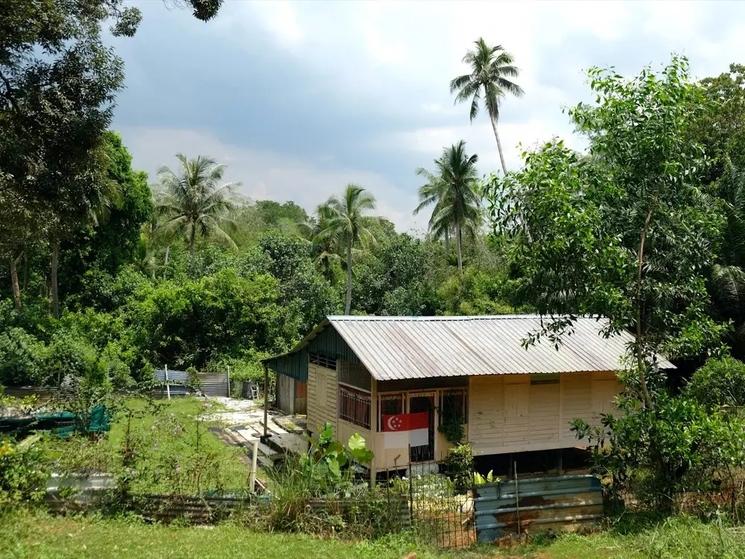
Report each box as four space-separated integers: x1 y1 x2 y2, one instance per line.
387 416 397 431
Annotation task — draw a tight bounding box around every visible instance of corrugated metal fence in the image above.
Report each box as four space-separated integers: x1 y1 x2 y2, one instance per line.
473 474 603 542
153 369 230 397
197 372 229 397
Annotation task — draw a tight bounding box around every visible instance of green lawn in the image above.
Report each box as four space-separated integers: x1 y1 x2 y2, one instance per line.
3 511 745 559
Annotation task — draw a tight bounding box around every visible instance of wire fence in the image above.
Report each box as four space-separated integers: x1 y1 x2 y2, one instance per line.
406 460 476 549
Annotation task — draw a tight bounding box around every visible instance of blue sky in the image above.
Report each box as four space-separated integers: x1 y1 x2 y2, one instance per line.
110 1 745 232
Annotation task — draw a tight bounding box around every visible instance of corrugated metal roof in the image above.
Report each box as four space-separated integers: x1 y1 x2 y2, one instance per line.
326 315 674 381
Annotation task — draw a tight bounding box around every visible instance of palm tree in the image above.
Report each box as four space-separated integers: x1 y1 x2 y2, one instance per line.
414 141 480 273
155 154 238 255
316 185 376 314
450 38 523 175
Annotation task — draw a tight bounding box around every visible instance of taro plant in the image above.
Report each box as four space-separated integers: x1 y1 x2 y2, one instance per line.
293 422 374 495
267 423 376 533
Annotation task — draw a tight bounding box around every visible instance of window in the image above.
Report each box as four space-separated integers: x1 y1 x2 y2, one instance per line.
440 389 467 427
309 352 337 370
378 393 404 430
339 386 371 429
530 373 560 385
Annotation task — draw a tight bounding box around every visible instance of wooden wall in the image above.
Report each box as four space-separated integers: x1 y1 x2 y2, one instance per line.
307 362 338 434
468 372 620 456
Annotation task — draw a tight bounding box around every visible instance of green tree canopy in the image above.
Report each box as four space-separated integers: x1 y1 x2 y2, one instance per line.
488 57 727 407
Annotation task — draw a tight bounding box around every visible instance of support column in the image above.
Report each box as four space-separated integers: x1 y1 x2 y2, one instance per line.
262 363 269 441
369 378 377 487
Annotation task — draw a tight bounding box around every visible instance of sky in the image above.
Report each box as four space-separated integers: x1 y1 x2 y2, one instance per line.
109 0 745 233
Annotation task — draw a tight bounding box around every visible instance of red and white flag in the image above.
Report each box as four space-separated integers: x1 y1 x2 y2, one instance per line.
381 412 429 448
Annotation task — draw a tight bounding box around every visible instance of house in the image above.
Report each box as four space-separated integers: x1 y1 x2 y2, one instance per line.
263 315 673 478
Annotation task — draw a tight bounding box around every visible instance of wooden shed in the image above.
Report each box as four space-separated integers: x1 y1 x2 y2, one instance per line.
263 315 673 478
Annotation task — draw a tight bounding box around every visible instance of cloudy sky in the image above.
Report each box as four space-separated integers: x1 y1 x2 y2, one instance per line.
109 1 745 232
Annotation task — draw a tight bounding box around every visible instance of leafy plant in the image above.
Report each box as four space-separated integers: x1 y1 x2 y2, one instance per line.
473 470 497 486
686 356 745 411
0 434 49 506
301 422 374 489
442 443 473 493
572 394 745 512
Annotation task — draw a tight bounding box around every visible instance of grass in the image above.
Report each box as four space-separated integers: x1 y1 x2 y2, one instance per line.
3 510 745 559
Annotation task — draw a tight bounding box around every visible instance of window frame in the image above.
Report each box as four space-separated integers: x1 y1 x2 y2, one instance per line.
439 388 468 427
377 392 405 431
338 384 371 429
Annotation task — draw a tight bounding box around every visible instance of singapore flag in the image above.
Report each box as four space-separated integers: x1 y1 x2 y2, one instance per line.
382 412 429 448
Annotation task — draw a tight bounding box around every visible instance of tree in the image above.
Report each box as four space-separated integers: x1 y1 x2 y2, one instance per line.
316 185 376 314
0 1 139 317
415 141 481 273
155 154 238 255
489 58 727 408
450 38 523 175
60 132 153 299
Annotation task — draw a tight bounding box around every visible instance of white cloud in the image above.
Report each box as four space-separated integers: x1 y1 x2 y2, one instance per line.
113 0 745 238
119 126 426 232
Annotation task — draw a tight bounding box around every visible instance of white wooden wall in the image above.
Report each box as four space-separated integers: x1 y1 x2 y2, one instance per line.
468 372 620 456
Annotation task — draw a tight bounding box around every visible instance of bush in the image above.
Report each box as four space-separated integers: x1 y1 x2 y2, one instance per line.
0 327 45 386
44 331 105 387
266 424 386 535
0 435 49 506
687 356 745 411
573 393 745 511
442 443 473 494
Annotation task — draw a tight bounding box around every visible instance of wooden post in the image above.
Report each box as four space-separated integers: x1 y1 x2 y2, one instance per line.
514 460 521 535
226 365 231 398
165 365 171 400
262 363 269 441
250 439 259 493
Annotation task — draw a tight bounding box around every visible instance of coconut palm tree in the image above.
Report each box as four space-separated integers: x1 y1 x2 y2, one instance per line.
155 154 238 255
450 38 523 175
316 185 376 314
415 141 480 273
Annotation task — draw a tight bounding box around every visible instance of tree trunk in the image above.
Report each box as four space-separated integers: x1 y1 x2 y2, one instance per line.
50 239 60 317
22 251 28 291
163 245 170 279
455 221 463 273
489 111 508 175
9 253 21 310
635 207 654 410
344 241 353 314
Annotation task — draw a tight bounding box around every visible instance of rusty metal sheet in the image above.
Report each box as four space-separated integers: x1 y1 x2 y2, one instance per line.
473 474 603 542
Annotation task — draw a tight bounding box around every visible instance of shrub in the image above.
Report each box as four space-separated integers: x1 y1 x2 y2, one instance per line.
687 356 745 411
0 327 45 386
266 424 383 535
442 443 473 493
44 331 104 387
573 394 745 511
0 435 49 506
